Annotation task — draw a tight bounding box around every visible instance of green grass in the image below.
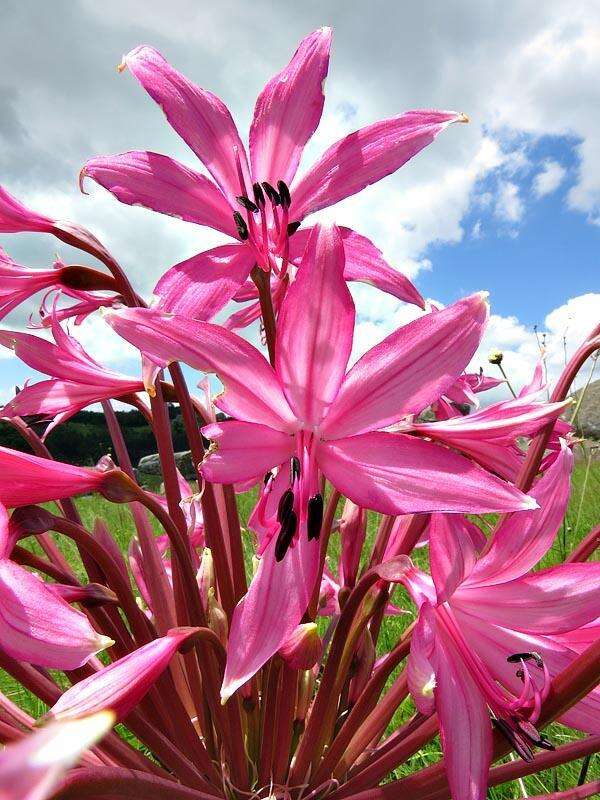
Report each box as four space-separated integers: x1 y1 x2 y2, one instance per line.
2 460 599 797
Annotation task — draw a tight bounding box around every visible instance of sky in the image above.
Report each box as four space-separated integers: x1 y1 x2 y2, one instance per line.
0 0 599 408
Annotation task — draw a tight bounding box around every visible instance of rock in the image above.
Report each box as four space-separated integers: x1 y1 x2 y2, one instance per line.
138 450 196 480
572 378 600 440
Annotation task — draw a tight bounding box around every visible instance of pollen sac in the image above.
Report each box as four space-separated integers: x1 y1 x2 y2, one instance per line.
287 221 301 237
307 493 324 541
277 180 291 208
492 718 534 762
262 181 281 206
507 652 544 669
236 195 259 213
277 488 295 524
233 211 249 240
291 456 301 482
252 182 265 207
275 510 298 562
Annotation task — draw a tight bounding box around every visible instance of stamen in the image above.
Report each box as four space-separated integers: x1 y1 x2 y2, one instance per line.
287 221 301 237
236 195 259 214
253 182 265 207
307 494 324 541
277 180 291 209
507 652 544 669
492 718 534 762
275 510 298 562
232 211 249 241
262 182 281 206
277 488 295 524
291 456 301 482
263 471 274 485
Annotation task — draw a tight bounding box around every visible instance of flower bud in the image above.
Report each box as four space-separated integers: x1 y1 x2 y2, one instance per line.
488 348 504 365
48 582 119 608
99 469 142 504
197 548 215 613
278 623 322 670
348 630 375 705
207 587 228 646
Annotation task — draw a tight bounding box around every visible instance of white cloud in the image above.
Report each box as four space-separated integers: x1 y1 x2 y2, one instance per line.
495 181 524 224
532 160 567 198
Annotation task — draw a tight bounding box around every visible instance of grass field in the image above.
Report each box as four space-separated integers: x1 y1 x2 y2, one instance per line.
2 458 599 798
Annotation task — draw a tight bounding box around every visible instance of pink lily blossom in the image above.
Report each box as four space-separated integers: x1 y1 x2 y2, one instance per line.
0 246 116 324
0 444 134 508
104 222 536 699
404 442 600 800
80 29 470 324
434 368 504 418
0 502 113 669
0 314 143 434
49 627 197 722
0 710 114 800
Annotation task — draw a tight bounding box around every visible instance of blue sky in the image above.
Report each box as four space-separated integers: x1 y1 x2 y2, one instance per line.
0 0 598 406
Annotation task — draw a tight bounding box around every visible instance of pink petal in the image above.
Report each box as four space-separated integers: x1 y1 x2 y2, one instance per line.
467 441 573 586
81 151 237 238
50 628 196 721
290 110 467 220
338 499 367 588
0 184 55 233
122 46 250 203
428 514 480 603
407 603 437 714
276 223 354 427
2 379 142 434
0 559 112 669
289 225 425 307
455 562 600 634
0 446 106 507
104 307 297 432
316 432 537 515
0 712 114 800
221 529 321 701
154 243 255 320
321 292 488 439
432 613 492 800
249 27 331 186
200 421 295 484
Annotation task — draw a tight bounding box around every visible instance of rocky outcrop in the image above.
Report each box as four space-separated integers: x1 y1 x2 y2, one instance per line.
572 378 600 440
137 450 196 480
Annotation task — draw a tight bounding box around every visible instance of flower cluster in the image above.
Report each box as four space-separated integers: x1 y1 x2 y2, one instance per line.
0 27 599 800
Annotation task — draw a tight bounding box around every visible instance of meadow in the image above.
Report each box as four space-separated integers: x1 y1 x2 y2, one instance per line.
3 457 599 799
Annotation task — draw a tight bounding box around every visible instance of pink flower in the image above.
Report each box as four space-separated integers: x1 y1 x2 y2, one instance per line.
0 502 113 669
0 247 116 325
0 186 54 234
105 222 536 699
404 442 600 800
49 628 197 722
434 368 504 418
80 29 469 324
0 711 114 800
0 313 143 435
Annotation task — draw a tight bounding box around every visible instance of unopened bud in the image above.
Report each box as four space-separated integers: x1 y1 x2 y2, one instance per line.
49 582 119 607
207 587 228 646
348 630 375 705
488 348 504 365
59 265 117 292
197 548 215 613
99 469 142 504
295 669 316 724
9 505 54 539
278 623 322 670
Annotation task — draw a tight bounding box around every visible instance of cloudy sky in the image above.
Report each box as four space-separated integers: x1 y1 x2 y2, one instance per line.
1 0 599 405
